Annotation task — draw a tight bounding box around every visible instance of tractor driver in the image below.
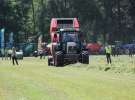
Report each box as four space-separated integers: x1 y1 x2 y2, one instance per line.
53 33 58 42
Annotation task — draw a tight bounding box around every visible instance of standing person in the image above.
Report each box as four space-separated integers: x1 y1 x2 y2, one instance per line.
129 47 133 57
1 49 4 60
39 50 43 59
4 48 8 60
12 47 19 65
112 47 115 57
133 47 135 56
116 47 120 57
105 45 112 64
43 49 46 59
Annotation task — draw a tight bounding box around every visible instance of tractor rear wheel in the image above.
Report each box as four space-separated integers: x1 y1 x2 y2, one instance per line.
81 51 89 64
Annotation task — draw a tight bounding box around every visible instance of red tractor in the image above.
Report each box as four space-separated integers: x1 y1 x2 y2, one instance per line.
48 18 89 66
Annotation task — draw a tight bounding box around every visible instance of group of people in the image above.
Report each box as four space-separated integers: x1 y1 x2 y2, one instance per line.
105 45 135 64
1 47 48 65
112 47 135 57
33 49 47 59
1 47 19 65
1 44 134 65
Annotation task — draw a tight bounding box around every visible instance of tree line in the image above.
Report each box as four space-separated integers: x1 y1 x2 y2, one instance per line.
0 0 135 44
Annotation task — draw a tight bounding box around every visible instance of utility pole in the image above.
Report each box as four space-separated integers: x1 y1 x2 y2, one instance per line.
103 0 107 46
1 0 6 28
64 0 67 17
117 0 122 41
32 0 36 34
65 0 67 8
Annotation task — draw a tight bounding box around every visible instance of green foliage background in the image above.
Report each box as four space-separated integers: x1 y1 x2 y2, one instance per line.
0 0 135 43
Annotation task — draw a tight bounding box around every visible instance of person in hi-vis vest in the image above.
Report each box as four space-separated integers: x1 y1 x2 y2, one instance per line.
105 45 112 64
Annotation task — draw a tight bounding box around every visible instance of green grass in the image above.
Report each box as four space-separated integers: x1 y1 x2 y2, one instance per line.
0 55 135 100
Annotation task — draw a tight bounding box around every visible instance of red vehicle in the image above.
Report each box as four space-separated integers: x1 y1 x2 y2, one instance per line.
48 18 89 66
86 43 102 54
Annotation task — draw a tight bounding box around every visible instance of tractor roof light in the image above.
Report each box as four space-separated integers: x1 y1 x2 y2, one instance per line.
60 29 64 31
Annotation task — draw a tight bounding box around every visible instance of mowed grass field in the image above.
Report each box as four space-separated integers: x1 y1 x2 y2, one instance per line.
0 55 135 100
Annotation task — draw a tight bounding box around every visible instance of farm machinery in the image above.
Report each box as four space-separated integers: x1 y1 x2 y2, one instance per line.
48 18 89 66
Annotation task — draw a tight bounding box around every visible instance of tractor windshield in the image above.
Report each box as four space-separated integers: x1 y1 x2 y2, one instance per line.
62 31 79 42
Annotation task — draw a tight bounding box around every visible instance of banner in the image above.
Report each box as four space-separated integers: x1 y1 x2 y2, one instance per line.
8 32 14 48
0 30 1 48
1 28 5 48
0 28 5 55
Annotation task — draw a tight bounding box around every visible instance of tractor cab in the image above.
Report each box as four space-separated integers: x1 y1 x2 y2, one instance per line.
56 29 82 54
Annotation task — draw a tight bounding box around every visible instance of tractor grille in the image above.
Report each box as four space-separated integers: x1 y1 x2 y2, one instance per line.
67 46 77 54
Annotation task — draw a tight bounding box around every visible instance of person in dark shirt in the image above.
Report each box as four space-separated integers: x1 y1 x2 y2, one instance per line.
39 50 43 59
129 48 133 57
12 47 19 65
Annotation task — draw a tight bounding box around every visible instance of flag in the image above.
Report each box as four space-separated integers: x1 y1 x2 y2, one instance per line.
0 30 1 48
8 32 14 48
1 28 5 48
0 28 5 55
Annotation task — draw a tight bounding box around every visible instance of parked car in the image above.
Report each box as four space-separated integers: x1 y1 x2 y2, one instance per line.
86 43 102 54
16 50 23 59
33 50 38 57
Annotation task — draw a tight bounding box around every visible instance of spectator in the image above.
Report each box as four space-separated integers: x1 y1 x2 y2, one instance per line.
129 48 133 57
12 47 19 65
116 47 120 56
43 49 46 59
112 47 116 57
4 48 8 60
39 50 43 59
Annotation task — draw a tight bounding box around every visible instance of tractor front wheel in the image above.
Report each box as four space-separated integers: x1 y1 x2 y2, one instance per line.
48 56 53 66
